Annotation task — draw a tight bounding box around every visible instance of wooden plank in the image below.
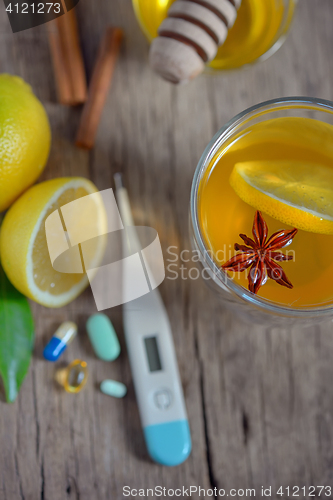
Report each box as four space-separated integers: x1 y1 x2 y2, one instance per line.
196 2 333 496
0 0 332 498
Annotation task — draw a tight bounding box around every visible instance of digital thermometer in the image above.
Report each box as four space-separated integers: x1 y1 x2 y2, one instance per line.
114 173 191 467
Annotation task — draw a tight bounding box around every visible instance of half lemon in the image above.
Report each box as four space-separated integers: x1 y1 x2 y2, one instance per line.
230 161 333 234
0 177 107 307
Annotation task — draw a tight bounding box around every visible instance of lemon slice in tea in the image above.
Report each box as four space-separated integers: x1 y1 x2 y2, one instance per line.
230 161 333 234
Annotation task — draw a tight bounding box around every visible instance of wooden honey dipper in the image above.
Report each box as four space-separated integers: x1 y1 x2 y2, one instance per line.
149 0 242 84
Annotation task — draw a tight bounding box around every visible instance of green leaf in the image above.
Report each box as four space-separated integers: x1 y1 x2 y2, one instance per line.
0 264 34 402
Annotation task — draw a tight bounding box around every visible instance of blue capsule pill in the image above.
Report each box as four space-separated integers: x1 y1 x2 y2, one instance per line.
43 322 77 362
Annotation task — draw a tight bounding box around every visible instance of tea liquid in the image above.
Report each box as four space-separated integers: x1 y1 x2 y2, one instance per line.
198 117 333 308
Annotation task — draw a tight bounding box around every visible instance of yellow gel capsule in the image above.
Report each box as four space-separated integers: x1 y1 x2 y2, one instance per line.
55 359 88 393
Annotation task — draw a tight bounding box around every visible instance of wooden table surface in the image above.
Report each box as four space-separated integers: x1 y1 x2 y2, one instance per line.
1 1 333 499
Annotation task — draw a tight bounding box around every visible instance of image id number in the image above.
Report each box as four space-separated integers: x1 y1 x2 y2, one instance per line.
6 3 61 14
277 486 332 496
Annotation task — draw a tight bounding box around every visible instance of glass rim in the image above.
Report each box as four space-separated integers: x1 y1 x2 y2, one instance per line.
190 96 333 318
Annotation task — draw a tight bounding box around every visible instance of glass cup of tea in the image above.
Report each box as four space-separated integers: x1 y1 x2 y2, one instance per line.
190 97 333 324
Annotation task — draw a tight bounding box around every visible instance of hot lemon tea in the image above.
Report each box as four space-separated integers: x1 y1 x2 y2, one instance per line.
198 116 333 308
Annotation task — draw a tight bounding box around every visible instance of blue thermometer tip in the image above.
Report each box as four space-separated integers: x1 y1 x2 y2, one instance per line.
144 420 192 466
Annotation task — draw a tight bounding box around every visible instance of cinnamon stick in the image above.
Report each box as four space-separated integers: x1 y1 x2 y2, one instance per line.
47 20 73 105
47 7 87 105
56 8 87 104
75 27 123 150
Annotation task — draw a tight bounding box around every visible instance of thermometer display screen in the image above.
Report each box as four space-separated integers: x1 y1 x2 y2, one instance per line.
144 336 162 372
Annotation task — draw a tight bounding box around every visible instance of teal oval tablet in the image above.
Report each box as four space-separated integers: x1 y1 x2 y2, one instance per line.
100 379 127 398
86 314 120 361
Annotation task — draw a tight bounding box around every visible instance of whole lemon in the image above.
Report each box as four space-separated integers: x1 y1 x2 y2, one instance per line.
0 74 51 212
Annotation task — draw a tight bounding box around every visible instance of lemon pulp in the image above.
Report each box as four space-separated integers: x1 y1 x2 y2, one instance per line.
198 117 333 308
32 187 90 295
230 161 333 234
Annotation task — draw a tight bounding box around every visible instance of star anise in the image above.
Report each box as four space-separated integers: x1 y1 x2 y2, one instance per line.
222 211 298 294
